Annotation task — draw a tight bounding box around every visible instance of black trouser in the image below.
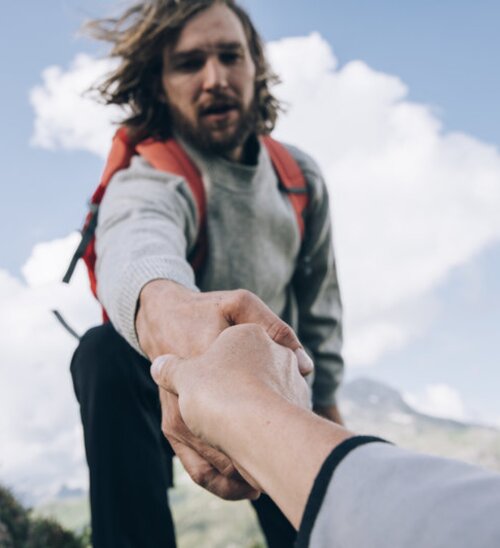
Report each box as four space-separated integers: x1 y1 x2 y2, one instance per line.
70 323 296 548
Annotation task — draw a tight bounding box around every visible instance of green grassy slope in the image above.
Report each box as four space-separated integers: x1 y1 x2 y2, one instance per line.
36 461 265 548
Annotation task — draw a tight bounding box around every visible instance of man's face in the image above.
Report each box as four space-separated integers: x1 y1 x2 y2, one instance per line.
161 3 257 160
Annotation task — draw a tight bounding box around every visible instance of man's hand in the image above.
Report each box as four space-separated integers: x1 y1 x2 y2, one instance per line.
136 279 313 500
151 324 312 491
137 280 313 372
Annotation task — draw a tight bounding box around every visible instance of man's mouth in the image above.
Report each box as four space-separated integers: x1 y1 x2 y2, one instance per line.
199 102 239 118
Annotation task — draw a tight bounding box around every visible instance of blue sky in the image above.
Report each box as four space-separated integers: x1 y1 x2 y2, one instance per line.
2 0 499 272
1 0 500 497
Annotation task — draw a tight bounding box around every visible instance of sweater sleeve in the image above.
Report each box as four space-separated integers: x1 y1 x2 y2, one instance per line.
287 146 344 407
95 156 199 354
298 440 500 548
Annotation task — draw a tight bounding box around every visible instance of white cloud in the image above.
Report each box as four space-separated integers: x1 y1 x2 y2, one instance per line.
267 34 500 366
30 34 500 369
404 384 468 422
0 234 100 503
30 54 121 158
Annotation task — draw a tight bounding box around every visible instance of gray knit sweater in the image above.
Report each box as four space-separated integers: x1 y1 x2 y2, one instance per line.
95 138 343 406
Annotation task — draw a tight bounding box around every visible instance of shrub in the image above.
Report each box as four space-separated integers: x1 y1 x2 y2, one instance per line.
0 484 87 548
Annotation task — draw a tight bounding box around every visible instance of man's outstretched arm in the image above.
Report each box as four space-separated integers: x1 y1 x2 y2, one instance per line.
151 326 500 548
95 160 313 500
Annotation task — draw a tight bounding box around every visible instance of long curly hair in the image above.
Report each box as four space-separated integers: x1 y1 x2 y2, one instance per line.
86 0 281 144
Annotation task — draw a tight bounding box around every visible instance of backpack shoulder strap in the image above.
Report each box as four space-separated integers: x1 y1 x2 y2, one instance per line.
261 136 309 240
93 127 135 204
62 128 135 288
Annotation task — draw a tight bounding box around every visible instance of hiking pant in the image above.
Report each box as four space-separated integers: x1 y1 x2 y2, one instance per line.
70 323 297 548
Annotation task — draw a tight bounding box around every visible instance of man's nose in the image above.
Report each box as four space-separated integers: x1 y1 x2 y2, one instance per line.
201 57 228 91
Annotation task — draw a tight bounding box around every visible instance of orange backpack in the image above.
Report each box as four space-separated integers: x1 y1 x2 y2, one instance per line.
63 127 309 323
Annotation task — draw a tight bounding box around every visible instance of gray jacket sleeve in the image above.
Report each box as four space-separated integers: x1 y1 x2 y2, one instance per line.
95 156 199 354
298 439 500 548
287 146 344 407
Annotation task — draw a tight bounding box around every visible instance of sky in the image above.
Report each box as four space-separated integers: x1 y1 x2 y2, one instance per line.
1 0 499 502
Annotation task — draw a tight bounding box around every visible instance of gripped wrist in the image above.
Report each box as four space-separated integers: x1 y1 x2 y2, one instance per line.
140 279 190 305
136 279 194 358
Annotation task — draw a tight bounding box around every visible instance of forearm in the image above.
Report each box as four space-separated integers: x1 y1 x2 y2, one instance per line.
219 392 353 528
95 159 199 352
136 279 217 359
98 256 196 353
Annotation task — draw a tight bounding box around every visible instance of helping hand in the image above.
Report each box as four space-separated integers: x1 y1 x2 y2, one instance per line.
136 280 313 499
151 324 312 492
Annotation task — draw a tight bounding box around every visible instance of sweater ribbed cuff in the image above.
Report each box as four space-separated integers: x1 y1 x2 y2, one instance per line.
114 256 199 355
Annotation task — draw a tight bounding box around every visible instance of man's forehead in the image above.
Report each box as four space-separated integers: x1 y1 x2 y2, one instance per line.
172 40 245 57
171 4 249 54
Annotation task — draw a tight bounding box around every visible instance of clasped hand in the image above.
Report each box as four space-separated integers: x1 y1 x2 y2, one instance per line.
136 280 313 500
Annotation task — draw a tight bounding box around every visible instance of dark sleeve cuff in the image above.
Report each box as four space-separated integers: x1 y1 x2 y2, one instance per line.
295 435 390 548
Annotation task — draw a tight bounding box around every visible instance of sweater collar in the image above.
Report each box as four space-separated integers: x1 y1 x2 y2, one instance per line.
175 134 274 193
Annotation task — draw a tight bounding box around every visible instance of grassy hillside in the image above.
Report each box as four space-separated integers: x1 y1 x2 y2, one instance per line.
35 378 500 546
36 462 265 548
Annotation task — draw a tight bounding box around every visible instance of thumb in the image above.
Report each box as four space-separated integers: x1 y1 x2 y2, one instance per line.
150 354 184 394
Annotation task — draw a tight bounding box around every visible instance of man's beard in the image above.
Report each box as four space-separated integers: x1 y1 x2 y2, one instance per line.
168 93 258 158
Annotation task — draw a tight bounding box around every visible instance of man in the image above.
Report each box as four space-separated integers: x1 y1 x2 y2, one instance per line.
151 325 500 548
70 1 343 546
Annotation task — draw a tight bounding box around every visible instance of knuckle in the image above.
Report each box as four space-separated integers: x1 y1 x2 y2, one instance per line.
267 319 294 344
233 288 252 306
215 458 237 477
190 469 210 487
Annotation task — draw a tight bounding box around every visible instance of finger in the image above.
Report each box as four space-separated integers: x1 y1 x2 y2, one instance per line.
225 290 303 351
150 353 184 393
172 440 260 500
295 348 314 376
189 435 238 476
188 435 262 492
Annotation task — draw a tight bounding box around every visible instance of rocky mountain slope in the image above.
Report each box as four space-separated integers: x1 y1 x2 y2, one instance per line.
339 378 500 471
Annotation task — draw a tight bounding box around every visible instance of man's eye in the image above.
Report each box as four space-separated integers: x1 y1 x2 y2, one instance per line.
176 59 204 72
219 52 241 65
